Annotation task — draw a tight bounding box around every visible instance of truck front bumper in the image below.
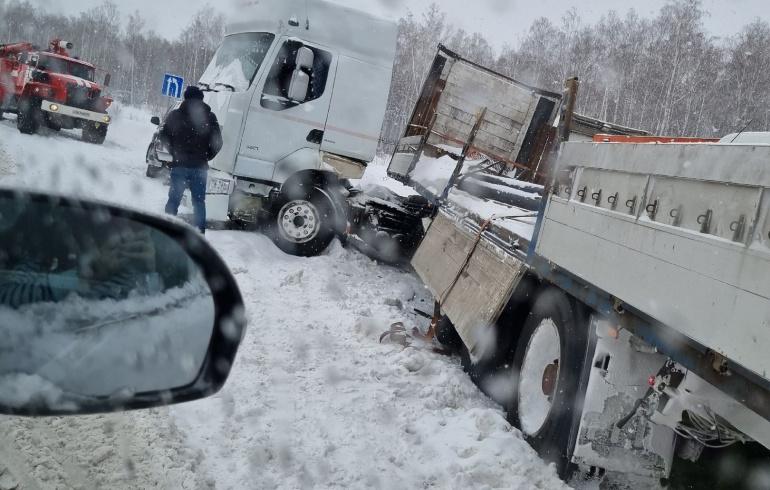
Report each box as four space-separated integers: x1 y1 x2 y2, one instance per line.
40 100 111 125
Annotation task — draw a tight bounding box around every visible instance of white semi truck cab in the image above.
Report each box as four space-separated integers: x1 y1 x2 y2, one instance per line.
197 0 399 256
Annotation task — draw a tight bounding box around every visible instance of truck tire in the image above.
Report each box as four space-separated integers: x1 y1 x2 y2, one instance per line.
17 97 42 134
271 189 335 257
507 287 587 478
82 122 107 144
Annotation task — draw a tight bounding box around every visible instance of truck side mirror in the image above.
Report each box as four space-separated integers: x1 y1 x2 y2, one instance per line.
288 71 310 102
104 73 111 87
287 46 314 103
150 116 161 126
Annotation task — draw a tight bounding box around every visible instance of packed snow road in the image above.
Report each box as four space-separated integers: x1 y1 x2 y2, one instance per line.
0 107 567 489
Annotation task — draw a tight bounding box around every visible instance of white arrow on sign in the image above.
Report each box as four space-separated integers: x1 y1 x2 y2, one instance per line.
165 77 180 98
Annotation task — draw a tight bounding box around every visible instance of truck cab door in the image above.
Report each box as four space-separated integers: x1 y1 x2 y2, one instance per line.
199 32 277 175
235 38 336 182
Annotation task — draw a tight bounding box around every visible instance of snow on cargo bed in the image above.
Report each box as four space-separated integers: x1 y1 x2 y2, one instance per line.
446 188 538 249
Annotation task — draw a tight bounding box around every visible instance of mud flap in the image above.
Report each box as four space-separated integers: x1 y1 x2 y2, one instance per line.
571 317 676 487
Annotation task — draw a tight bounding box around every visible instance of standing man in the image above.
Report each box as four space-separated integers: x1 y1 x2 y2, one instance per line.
161 85 223 234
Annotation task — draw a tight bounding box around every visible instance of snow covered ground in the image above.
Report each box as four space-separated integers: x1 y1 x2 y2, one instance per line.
0 107 568 489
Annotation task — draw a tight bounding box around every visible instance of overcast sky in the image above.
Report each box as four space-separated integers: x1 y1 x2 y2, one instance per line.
27 0 769 48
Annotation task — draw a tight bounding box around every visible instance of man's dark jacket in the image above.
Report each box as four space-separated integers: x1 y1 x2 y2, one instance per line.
160 99 223 168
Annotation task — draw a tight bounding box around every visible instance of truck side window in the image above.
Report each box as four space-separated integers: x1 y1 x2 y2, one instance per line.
261 41 332 111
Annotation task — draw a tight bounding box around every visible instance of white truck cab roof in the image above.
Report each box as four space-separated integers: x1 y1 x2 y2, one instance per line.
228 0 397 66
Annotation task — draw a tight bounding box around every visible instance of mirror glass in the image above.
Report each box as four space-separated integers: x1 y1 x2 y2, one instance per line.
288 70 309 102
0 194 215 411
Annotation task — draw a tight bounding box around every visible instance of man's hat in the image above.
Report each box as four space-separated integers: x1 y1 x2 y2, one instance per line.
184 85 205 100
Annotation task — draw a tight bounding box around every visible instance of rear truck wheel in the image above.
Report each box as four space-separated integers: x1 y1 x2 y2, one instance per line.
271 190 335 257
507 287 588 478
82 122 107 144
17 97 42 134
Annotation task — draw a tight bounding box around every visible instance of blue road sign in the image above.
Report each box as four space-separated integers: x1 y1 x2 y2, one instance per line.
162 73 184 98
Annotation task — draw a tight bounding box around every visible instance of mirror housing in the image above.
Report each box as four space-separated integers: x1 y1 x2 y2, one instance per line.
288 70 310 102
0 189 246 416
103 73 111 87
150 116 161 126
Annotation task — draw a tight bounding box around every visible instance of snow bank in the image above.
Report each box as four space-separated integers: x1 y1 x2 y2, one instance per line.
171 234 567 489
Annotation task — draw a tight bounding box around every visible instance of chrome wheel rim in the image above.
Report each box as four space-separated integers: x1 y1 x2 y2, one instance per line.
278 200 321 244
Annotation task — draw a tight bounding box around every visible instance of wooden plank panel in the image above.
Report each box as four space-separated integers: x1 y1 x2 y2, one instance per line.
438 93 524 130
433 114 518 154
443 79 531 121
435 103 523 142
412 212 526 356
446 62 535 115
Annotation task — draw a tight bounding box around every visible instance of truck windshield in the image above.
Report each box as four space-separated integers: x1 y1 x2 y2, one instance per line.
37 54 95 82
69 62 95 82
199 32 275 92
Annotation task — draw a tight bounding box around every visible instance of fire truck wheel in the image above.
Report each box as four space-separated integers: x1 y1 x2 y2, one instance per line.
82 123 107 144
17 97 42 134
507 287 588 479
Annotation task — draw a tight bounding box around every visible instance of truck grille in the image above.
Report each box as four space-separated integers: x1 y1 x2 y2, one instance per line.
66 83 100 111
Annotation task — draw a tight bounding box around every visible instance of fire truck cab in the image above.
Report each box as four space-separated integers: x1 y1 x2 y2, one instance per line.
0 39 113 144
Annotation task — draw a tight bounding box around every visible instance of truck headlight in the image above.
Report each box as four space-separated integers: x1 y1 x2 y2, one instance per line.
49 103 59 112
102 115 111 123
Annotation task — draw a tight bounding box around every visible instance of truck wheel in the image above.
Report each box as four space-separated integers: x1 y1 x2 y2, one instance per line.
82 123 107 144
508 288 587 478
271 190 335 257
17 97 42 134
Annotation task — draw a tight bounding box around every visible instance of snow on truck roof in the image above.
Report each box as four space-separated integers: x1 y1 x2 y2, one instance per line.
228 0 397 66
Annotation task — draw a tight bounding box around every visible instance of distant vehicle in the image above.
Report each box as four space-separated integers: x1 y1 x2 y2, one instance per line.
0 187 245 416
146 102 180 179
0 39 113 144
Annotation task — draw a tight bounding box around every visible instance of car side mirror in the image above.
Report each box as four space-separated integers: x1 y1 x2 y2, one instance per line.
150 116 161 126
103 73 111 87
0 189 246 416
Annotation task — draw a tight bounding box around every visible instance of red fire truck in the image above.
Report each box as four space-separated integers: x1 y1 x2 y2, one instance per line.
0 39 112 144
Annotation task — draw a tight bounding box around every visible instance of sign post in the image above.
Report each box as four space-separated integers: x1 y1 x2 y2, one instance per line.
162 73 185 99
